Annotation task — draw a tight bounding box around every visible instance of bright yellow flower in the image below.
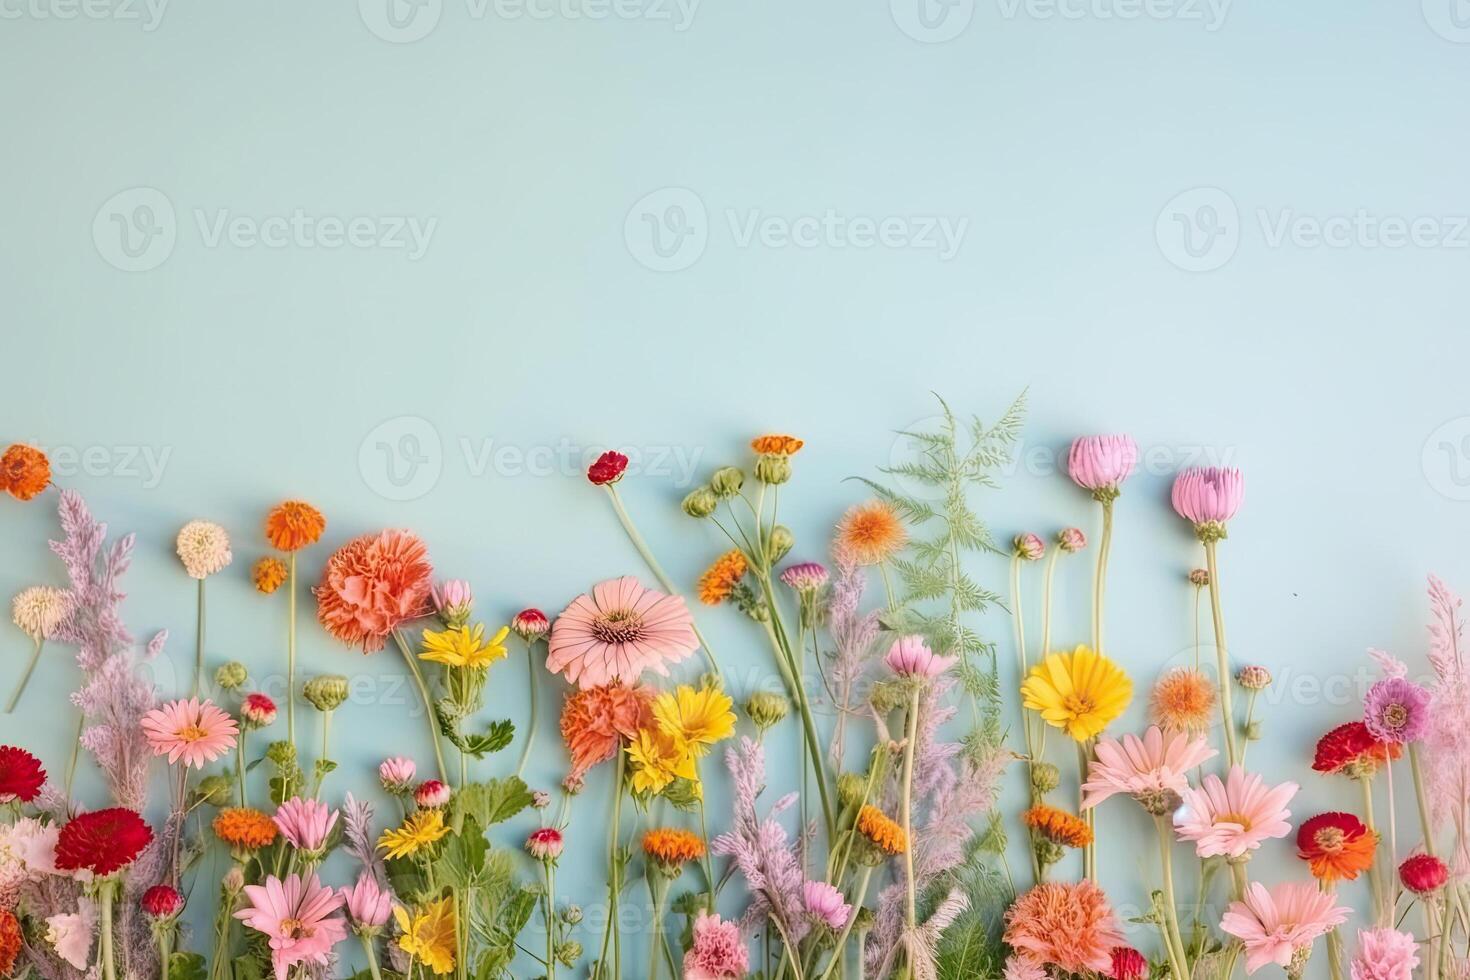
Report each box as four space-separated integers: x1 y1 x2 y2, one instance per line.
1020 644 1132 742
626 727 698 796
377 810 450 859
653 684 735 758
394 896 457 975
419 623 510 669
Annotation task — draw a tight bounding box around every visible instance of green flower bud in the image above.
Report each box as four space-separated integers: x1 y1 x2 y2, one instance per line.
222 866 245 894
1034 839 1065 868
868 679 908 716
754 454 791 486
1030 762 1061 796
265 740 297 767
1244 720 1263 741
215 661 248 691
681 486 718 519
195 774 234 806
709 467 744 498
766 525 794 564
303 675 349 712
555 941 583 967
836 772 867 809
744 691 790 731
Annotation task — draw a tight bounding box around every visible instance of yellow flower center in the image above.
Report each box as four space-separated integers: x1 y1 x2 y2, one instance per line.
1314 827 1346 853
279 918 312 939
177 725 208 742
1062 693 1096 716
1216 811 1253 830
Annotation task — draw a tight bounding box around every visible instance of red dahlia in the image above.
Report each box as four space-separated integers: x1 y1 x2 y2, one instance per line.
0 908 19 976
587 451 629 486
55 807 154 877
1311 721 1399 776
1107 946 1147 980
0 745 46 803
141 883 185 919
1400 853 1449 895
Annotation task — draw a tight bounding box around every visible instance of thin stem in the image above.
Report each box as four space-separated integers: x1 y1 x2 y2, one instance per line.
156 923 172 980
100 880 117 980
546 862 559 980
900 690 921 937
756 587 835 836
1155 816 1190 979
816 867 872 980
1203 540 1239 767
1411 743 1436 857
65 712 83 800
236 736 248 808
516 639 540 779
193 579 206 699
4 637 43 713
392 630 448 783
287 553 297 748
609 753 625 980
1360 775 1387 925
1077 741 1094 880
360 935 385 980
645 870 666 980
1040 547 1060 658
1239 690 1258 767
1091 497 1115 654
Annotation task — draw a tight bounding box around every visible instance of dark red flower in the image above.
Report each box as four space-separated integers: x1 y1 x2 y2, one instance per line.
0 908 20 976
1400 853 1449 895
1312 721 1399 776
1108 946 1148 980
0 746 47 803
510 608 550 640
141 884 185 919
587 451 629 486
55 807 153 877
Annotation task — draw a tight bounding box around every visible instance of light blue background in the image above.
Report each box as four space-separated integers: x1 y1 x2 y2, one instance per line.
4 1 1470 975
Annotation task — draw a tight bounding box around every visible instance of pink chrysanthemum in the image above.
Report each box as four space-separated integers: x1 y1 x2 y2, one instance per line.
545 576 699 688
379 757 416 792
1363 677 1430 745
802 880 852 930
884 634 956 678
1174 765 1297 858
779 562 829 594
1003 880 1125 975
234 873 347 980
684 910 749 980
1171 467 1245 528
1220 881 1349 975
272 797 339 853
1082 725 1217 814
1002 956 1048 980
141 698 239 769
313 530 434 653
1350 927 1420 980
1067 435 1138 495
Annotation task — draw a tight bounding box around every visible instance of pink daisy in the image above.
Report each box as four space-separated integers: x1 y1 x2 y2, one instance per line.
1082 725 1217 812
545 576 699 688
235 873 347 980
884 635 957 678
272 797 339 853
802 880 853 930
1175 765 1297 859
141 698 238 769
1220 881 1349 975
340 874 392 932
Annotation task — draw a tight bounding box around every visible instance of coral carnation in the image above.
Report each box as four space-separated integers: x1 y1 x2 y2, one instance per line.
546 577 699 688
697 550 747 605
1004 880 1126 974
1150 666 1216 733
0 444 50 501
0 746 47 803
55 807 153 876
253 557 288 594
0 909 19 976
314 530 434 653
1297 812 1376 882
560 682 653 784
684 911 748 980
265 501 326 552
834 500 907 566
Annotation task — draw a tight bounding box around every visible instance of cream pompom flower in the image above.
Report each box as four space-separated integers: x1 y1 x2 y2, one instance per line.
176 520 232 579
11 587 70 640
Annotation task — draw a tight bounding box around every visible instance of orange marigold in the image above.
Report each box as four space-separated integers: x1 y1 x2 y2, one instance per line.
751 435 804 456
697 550 747 605
856 805 907 856
0 444 51 501
834 501 907 567
1023 805 1094 849
252 557 288 594
642 828 706 867
1149 667 1216 733
560 683 654 786
213 807 279 850
265 500 326 552
0 908 20 977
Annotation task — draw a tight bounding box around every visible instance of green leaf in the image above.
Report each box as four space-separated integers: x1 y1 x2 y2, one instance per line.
450 777 535 830
438 815 491 889
661 778 702 812
169 952 207 980
460 719 515 758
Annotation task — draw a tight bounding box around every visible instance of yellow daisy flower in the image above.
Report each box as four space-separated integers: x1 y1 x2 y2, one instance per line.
626 727 698 796
1020 644 1132 742
377 810 450 859
419 623 510 669
652 683 735 758
394 896 457 975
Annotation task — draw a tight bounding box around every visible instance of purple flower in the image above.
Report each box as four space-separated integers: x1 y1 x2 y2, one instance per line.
1171 467 1244 528
1067 436 1138 496
1364 677 1430 745
884 635 956 679
802 881 852 930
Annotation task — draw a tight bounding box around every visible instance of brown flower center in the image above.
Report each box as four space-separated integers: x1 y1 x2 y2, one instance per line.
1313 827 1346 853
592 610 645 645
1383 704 1408 730
279 918 313 939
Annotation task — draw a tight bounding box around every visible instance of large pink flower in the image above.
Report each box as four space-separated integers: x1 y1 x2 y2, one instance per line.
314 530 433 653
1220 881 1349 975
272 797 339 853
683 910 749 980
141 698 238 769
1174 765 1297 858
546 577 699 688
1082 726 1217 812
235 873 347 980
1350 927 1420 980
1067 436 1138 495
1171 467 1244 527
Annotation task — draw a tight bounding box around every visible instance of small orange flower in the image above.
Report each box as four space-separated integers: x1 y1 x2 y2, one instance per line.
1023 805 1094 849
642 828 706 867
1149 667 1216 733
265 500 326 552
751 435 804 456
0 908 20 977
252 557 288 594
835 501 907 566
213 807 279 850
697 550 747 605
857 805 907 856
0 444 51 501
1297 812 1377 883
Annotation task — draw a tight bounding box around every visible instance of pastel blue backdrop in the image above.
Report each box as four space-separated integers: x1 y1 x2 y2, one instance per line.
4 1 1470 976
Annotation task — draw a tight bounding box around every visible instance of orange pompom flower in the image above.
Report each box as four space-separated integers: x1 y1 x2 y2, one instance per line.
835 501 907 567
213 807 279 852
266 500 326 552
750 435 804 456
856 805 907 856
1297 812 1377 883
1149 667 1217 733
560 683 654 787
642 827 706 873
0 908 20 976
1004 880 1126 975
697 550 747 605
1023 805 1094 849
253 557 288 594
0 444 50 501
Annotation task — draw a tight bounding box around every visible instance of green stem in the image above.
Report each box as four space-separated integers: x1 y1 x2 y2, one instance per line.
609 753 625 980
516 640 539 779
816 867 872 980
1203 539 1238 767
193 579 206 699
157 923 172 980
287 553 297 749
1091 497 1114 654
546 862 558 980
236 736 248 808
1239 690 1258 767
1077 741 1095 880
392 630 448 783
646 871 666 980
100 880 117 980
4 637 43 713
65 712 83 799
900 690 920 937
1411 743 1436 856
1360 775 1386 923
360 935 385 980
1156 816 1190 979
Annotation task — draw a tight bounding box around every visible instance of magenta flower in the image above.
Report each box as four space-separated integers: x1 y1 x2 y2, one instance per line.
414 780 451 809
545 576 699 688
684 910 749 980
1174 765 1297 858
525 827 564 862
1067 436 1139 497
1171 467 1244 530
431 579 473 623
883 635 956 678
1012 533 1045 561
1219 881 1349 975
340 874 392 934
379 757 416 792
272 797 339 853
235 873 347 980
1350 927 1419 980
140 698 239 769
802 880 852 930
779 562 829 594
1363 677 1430 745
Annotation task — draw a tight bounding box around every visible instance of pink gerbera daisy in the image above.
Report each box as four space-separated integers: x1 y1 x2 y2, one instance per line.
1082 725 1218 813
141 698 239 769
1175 765 1297 859
235 873 347 980
272 797 339 853
545 576 700 688
1220 881 1349 975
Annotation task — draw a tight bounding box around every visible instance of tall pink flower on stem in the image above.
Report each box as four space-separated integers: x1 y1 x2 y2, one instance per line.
141 698 238 768
235 873 348 980
340 874 392 934
1219 881 1349 976
272 797 339 855
883 635 956 678
1175 765 1297 858
545 576 700 688
802 880 853 930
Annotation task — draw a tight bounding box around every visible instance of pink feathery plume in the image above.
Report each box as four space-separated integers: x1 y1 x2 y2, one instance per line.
1428 575 1464 681
826 558 882 769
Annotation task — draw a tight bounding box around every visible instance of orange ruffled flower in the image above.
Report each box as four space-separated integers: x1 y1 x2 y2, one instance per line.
697 550 747 605
0 908 20 977
314 529 433 653
1150 667 1216 733
856 805 907 856
1004 880 1126 975
750 435 804 456
1297 812 1377 883
253 557 288 594
266 500 326 552
835 501 907 567
642 828 706 866
0 444 50 501
213 807 279 850
560 683 654 786
1023 805 1094 849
